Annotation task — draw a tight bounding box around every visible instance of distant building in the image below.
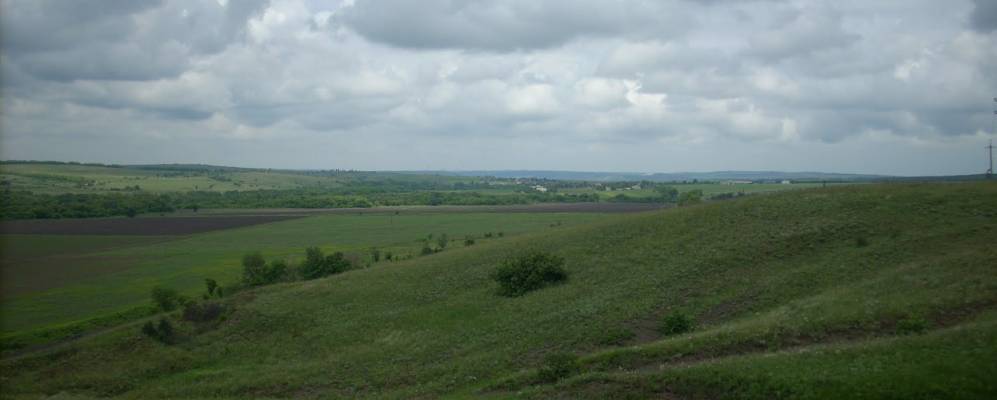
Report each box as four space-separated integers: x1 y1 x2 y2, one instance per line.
724 180 753 185
533 185 548 193
781 180 792 184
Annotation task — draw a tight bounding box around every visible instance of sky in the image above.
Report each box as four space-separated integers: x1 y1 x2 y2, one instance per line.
1 0 995 176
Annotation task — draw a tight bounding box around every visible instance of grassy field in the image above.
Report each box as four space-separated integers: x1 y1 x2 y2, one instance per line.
0 163 366 193
2 182 994 398
0 212 610 338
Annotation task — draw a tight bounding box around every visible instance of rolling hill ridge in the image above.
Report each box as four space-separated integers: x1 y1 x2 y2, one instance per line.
2 182 996 399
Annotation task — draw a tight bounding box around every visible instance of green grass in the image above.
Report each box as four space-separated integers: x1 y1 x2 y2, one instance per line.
1 182 995 399
0 212 608 335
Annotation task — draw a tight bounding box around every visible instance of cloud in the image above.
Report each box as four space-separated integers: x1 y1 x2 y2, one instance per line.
1 0 994 175
969 0 997 32
335 0 690 51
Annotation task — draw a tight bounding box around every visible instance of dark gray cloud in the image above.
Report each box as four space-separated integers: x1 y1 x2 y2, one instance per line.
969 0 997 32
336 0 689 51
0 0 268 81
1 0 995 175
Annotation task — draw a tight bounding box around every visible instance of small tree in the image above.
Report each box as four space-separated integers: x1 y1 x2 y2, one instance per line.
151 286 183 311
655 186 679 203
464 237 475 246
204 278 218 296
437 233 448 249
242 252 266 285
370 247 381 262
678 190 703 206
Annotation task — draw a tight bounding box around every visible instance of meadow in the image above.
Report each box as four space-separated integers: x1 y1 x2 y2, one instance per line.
2 182 994 399
0 211 611 349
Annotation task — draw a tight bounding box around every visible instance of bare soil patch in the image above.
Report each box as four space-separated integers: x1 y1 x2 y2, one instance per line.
0 215 303 235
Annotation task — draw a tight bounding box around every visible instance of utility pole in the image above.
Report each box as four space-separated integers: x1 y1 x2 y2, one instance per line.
990 97 996 179
988 139 994 179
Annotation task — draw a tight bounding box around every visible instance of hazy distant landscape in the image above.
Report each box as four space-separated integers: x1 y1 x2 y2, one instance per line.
3 0 997 398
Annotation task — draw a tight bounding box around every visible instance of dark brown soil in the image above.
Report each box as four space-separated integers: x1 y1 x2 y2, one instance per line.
0 215 303 235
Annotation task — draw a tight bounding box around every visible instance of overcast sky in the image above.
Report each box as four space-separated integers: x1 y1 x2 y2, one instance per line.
1 0 995 175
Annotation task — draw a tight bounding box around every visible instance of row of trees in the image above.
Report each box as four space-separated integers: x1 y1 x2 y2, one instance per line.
0 189 601 220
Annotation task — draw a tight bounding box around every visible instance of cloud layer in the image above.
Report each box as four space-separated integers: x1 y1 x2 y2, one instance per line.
1 0 995 175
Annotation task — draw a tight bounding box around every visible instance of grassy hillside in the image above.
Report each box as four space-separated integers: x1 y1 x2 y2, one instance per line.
1 212 607 337
2 182 995 399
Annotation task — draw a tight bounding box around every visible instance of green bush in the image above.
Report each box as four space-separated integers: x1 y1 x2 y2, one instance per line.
204 278 218 297
536 352 580 383
420 245 434 255
897 315 928 335
855 237 869 247
141 318 176 344
492 251 568 297
678 190 704 206
242 252 288 286
182 301 225 323
150 286 185 311
300 247 352 280
464 238 475 246
660 311 694 336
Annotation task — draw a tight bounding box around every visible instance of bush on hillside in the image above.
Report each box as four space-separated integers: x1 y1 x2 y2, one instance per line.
242 252 288 286
897 315 928 335
141 318 176 344
182 301 225 323
300 247 352 280
492 251 568 297
536 352 580 383
678 190 704 206
660 311 694 336
151 286 185 312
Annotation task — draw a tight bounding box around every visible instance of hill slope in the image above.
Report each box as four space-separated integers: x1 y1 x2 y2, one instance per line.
2 182 996 399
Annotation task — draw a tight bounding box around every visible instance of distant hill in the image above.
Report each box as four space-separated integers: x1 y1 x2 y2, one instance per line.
417 170 889 182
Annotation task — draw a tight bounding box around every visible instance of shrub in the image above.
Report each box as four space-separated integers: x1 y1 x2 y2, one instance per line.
151 286 184 311
484 232 493 238
497 232 504 237
855 237 869 247
241 252 268 285
242 252 288 286
384 251 393 261
897 315 928 335
492 251 568 297
420 245 434 256
536 352 579 383
182 301 225 323
437 233 448 249
141 318 176 344
204 278 218 297
370 248 381 262
596 328 636 346
660 311 694 336
678 190 704 206
464 238 475 246
300 247 352 280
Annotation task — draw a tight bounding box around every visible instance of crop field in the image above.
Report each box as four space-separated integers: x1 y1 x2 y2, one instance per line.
0 211 614 344
0 215 304 235
2 182 994 399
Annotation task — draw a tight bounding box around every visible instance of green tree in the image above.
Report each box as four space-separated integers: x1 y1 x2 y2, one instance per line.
241 252 268 286
678 189 703 206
